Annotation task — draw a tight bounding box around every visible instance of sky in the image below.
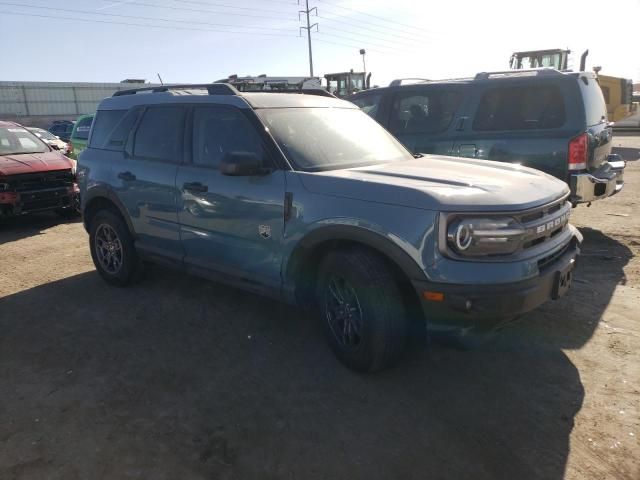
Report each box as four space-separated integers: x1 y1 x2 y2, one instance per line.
1 0 639 86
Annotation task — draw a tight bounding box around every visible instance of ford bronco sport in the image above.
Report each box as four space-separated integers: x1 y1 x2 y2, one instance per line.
78 84 582 372
349 69 625 205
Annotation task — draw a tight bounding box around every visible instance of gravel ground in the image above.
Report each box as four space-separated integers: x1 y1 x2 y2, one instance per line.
0 138 638 480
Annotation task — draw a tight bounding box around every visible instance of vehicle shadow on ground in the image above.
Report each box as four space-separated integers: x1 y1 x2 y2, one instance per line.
492 226 632 351
612 145 640 161
0 212 81 244
0 228 630 480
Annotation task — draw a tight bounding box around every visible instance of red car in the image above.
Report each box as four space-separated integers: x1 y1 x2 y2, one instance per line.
0 121 79 219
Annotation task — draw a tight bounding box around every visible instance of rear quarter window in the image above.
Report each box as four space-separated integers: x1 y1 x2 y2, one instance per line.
473 85 566 131
579 76 607 126
89 110 129 149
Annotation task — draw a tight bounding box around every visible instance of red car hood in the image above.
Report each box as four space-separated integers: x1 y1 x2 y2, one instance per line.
0 151 73 176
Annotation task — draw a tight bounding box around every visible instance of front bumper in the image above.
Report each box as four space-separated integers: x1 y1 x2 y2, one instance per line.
0 184 79 217
413 236 581 334
570 155 625 204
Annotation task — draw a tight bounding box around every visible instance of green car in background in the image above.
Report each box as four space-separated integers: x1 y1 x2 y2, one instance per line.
69 114 94 159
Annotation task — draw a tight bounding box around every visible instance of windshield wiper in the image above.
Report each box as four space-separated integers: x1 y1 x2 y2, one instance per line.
412 153 424 159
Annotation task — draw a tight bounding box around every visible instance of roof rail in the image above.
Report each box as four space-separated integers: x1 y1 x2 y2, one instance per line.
474 68 564 80
295 88 337 98
389 78 430 87
113 83 239 97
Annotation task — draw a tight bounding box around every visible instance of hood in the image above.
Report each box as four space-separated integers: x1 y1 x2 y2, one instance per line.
298 156 570 212
0 151 74 177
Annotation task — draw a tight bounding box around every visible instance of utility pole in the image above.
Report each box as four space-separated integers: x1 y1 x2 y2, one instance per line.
299 0 318 77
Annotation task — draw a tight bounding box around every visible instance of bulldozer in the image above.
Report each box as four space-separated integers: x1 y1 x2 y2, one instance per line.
324 70 371 98
509 48 589 71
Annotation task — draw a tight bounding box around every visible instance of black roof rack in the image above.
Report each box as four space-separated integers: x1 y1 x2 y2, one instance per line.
113 83 239 97
474 68 564 80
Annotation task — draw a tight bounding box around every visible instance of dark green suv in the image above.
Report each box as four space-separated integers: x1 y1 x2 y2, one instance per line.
348 69 625 205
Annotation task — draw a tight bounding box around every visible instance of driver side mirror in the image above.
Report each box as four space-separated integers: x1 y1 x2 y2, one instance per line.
220 151 268 176
50 144 61 151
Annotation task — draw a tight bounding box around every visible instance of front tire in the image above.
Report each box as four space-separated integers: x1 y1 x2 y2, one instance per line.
316 248 410 372
89 209 143 286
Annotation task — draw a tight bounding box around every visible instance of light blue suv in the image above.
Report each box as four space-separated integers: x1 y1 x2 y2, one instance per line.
78 83 582 372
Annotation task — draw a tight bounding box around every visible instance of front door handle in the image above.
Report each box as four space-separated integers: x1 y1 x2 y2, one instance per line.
118 171 136 181
183 182 208 193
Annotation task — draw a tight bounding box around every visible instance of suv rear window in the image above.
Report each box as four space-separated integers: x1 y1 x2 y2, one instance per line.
473 85 565 131
89 110 127 149
389 91 462 134
579 76 607 126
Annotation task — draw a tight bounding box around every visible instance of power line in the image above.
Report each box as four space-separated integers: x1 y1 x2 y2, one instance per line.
164 0 423 51
87 0 298 22
318 21 426 50
315 0 429 34
317 14 433 44
0 9 299 36
174 0 295 15
312 37 392 56
0 1 294 31
316 30 420 53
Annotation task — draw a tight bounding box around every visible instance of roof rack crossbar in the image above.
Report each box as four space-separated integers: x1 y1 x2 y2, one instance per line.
113 83 239 97
474 68 564 80
389 78 431 87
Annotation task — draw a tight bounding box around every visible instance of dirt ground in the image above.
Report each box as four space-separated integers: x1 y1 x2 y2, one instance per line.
0 138 639 480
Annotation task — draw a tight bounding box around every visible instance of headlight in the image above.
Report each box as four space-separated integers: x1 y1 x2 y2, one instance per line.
447 217 526 257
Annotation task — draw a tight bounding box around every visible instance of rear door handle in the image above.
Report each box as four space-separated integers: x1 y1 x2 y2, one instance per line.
118 171 136 181
458 144 478 158
183 182 208 193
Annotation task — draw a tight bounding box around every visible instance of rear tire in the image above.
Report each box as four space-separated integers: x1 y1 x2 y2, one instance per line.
316 248 409 372
89 209 143 286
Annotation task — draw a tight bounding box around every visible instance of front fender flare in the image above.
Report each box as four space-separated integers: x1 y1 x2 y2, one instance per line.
285 224 427 288
82 184 135 235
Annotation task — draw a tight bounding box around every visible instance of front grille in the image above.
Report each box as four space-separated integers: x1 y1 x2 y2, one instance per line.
5 169 74 192
514 197 572 252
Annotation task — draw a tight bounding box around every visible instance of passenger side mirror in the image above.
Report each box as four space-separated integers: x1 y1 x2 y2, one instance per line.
220 151 267 176
50 144 61 151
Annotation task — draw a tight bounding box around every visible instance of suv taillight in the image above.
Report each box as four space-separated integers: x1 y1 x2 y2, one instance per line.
568 133 587 171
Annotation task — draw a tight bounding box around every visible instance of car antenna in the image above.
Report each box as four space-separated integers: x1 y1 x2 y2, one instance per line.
157 73 164 85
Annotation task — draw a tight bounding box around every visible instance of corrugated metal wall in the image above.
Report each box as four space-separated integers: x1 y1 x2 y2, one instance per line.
0 81 154 125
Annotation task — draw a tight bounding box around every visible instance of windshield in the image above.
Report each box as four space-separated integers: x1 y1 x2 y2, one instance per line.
0 126 48 155
29 128 57 141
257 107 412 171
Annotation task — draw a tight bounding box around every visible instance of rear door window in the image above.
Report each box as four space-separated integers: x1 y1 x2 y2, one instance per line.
579 76 607 126
133 106 185 162
389 90 462 135
350 91 384 119
192 106 264 168
473 85 566 131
